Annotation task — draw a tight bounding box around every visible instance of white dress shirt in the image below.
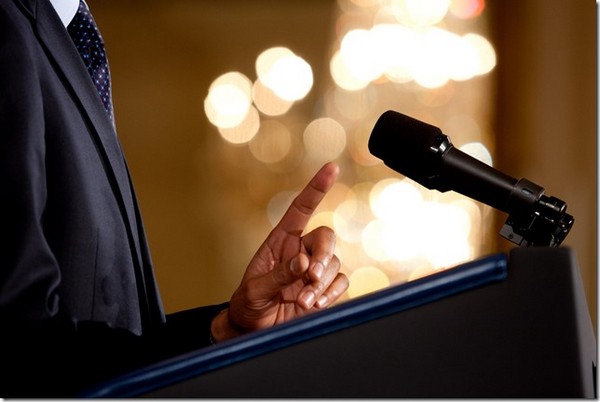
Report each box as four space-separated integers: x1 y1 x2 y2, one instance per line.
49 0 79 27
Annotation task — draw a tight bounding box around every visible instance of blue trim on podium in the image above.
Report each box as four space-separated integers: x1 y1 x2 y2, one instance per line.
83 253 508 398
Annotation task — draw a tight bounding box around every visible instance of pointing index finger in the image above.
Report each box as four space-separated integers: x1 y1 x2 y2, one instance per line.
276 162 339 235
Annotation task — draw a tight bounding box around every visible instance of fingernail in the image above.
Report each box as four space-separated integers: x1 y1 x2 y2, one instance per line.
290 256 301 275
301 291 316 308
316 294 328 308
312 262 324 279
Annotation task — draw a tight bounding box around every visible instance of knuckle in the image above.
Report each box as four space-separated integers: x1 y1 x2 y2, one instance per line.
314 281 325 293
316 225 335 238
312 226 336 249
292 197 315 217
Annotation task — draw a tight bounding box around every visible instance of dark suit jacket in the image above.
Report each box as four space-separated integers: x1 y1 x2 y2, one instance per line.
0 0 226 396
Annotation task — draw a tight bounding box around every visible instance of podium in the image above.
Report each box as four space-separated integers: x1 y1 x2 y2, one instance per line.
84 247 596 398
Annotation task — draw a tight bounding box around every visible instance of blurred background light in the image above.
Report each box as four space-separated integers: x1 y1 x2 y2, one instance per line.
449 0 486 19
303 117 347 161
391 0 450 27
330 50 371 91
252 79 294 116
329 23 496 91
217 105 260 144
464 33 497 76
256 47 295 81
460 142 493 166
340 29 386 84
257 47 314 102
249 119 292 163
348 266 391 298
204 72 253 129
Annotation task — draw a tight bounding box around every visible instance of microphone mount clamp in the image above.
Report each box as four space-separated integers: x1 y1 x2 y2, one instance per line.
499 179 574 247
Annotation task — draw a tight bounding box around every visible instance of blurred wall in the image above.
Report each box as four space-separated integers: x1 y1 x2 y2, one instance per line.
92 1 596 328
490 0 597 329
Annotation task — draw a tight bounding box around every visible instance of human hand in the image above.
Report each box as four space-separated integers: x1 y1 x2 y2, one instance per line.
210 162 349 341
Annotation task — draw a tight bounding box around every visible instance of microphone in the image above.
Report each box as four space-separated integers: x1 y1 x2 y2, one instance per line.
368 110 574 247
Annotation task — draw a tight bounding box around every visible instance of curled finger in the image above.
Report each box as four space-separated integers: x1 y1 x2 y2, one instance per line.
301 226 336 282
314 272 349 309
298 254 342 309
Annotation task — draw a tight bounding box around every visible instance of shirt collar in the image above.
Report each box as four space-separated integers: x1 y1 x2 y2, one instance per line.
48 0 80 27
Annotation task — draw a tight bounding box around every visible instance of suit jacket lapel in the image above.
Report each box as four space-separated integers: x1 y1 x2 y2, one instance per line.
20 0 148 295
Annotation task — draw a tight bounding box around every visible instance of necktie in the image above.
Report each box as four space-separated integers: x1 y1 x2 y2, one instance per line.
67 0 114 120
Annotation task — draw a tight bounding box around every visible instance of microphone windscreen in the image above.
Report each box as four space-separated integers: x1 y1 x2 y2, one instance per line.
368 110 447 188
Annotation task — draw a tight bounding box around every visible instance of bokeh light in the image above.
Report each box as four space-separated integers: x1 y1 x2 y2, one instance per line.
330 50 371 91
204 72 253 129
256 47 295 80
332 86 377 120
329 10 496 90
391 0 450 28
257 47 314 102
217 105 260 144
303 117 347 161
348 266 391 298
249 119 292 163
449 0 486 19
464 33 497 76
340 29 386 85
253 79 294 116
333 197 371 243
460 142 493 166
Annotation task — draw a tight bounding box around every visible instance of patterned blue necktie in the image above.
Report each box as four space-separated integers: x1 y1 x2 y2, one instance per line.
67 0 114 120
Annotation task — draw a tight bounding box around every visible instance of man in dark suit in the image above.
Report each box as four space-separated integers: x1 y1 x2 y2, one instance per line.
0 0 348 396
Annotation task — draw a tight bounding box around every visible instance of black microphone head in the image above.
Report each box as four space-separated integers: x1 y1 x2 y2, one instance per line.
368 110 450 189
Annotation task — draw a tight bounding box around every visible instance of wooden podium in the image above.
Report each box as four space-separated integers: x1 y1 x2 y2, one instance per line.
84 247 596 398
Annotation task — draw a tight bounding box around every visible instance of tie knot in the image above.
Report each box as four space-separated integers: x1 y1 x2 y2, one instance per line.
68 0 105 49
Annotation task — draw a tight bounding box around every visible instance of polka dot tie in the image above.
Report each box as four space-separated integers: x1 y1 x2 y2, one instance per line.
67 0 113 120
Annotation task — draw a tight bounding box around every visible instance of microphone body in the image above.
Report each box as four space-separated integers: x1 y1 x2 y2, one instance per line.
368 110 573 247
